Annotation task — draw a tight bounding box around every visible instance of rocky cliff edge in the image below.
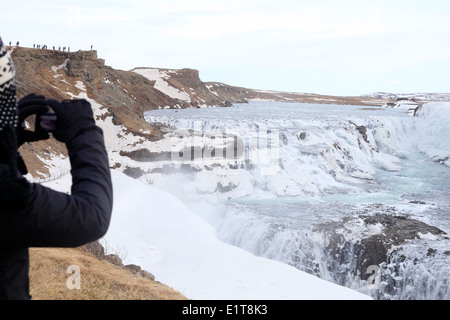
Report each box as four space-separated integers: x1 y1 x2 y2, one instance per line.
10 46 391 178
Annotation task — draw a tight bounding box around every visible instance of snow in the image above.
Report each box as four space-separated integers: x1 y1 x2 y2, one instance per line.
51 59 69 74
75 81 86 91
418 232 440 241
43 170 371 300
414 103 450 167
337 218 385 243
132 68 191 103
205 84 219 97
25 153 70 183
363 92 450 102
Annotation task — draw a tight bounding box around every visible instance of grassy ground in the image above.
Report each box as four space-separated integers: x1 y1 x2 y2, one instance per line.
29 247 187 300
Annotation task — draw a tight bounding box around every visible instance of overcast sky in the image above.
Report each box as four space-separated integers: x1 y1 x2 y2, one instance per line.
2 0 450 96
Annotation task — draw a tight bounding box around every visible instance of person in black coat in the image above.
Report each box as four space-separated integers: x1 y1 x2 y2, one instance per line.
0 36 113 300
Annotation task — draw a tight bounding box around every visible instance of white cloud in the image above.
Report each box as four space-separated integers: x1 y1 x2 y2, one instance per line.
3 0 450 95
161 3 385 41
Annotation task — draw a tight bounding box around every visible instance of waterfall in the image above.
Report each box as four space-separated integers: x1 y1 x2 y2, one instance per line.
143 101 450 300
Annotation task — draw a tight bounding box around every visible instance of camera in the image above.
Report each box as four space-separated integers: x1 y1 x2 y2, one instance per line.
35 112 57 132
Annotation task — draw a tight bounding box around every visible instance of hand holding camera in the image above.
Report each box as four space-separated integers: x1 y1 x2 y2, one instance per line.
17 94 96 146
35 111 57 133
46 98 96 144
16 94 51 147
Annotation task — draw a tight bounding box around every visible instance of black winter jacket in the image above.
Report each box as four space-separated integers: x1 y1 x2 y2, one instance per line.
0 125 113 300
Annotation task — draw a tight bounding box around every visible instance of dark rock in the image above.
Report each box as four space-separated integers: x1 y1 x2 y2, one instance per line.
140 269 156 281
123 264 155 280
315 212 446 280
355 125 368 143
356 125 367 135
348 121 369 143
123 166 145 179
217 182 238 193
409 200 427 205
120 149 172 162
356 235 389 277
66 50 104 84
362 214 444 246
123 264 155 281
299 132 307 140
124 264 142 274
414 104 423 117
81 240 105 259
110 162 122 169
105 254 123 267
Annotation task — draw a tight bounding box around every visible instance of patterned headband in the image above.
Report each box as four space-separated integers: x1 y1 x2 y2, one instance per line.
0 37 18 131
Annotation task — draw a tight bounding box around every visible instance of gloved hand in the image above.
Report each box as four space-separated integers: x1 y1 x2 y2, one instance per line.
46 98 96 144
16 93 50 147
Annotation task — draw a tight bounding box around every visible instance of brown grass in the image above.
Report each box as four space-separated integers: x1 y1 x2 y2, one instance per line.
29 247 187 300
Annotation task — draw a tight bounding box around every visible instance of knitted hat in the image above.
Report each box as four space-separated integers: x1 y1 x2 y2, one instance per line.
0 36 18 131
0 37 31 212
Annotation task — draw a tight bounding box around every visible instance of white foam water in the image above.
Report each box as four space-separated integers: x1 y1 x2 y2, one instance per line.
144 101 450 300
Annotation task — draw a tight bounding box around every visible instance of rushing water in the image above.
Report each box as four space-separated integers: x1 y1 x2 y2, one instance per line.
144 101 450 300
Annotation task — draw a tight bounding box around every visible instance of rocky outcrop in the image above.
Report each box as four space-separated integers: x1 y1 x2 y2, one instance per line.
12 47 71 101
105 254 123 266
10 47 164 176
314 208 448 286
131 67 248 109
82 240 155 281
81 240 105 259
413 104 423 117
123 166 146 179
132 66 391 109
102 66 180 113
349 121 369 143
356 125 368 143
11 47 166 135
119 149 172 162
66 50 104 84
353 214 444 275
124 264 156 281
12 47 104 93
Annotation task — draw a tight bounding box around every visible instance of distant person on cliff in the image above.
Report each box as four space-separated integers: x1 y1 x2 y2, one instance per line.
0 36 113 300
